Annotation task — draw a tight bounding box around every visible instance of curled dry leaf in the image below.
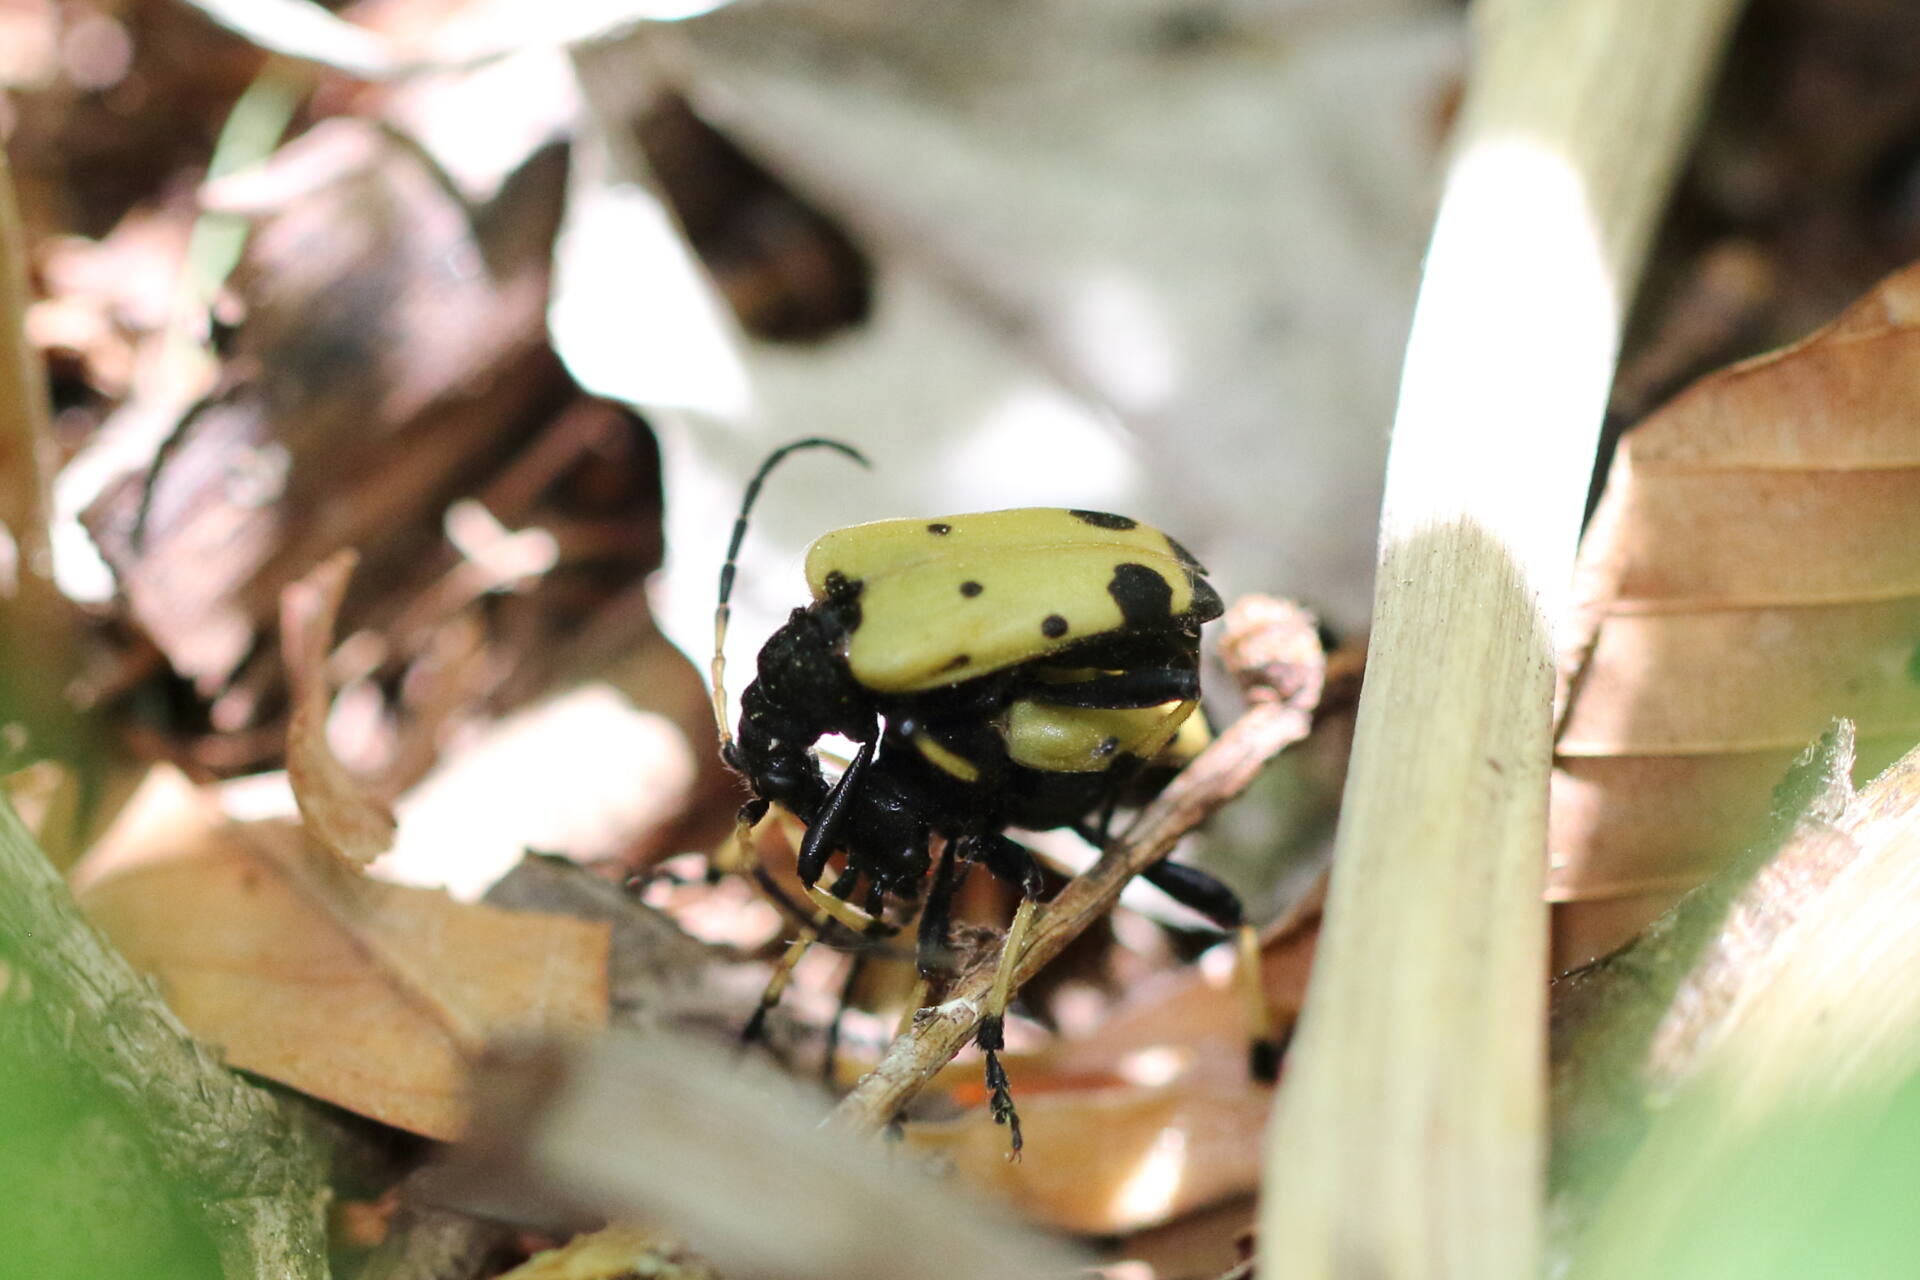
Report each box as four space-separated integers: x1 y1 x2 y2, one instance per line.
282 549 396 866
78 814 609 1139
1552 261 1920 966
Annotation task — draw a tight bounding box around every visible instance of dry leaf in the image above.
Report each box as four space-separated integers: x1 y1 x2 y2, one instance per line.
79 818 609 1138
1552 260 1920 966
282 549 396 866
496 1226 719 1280
908 1057 1272 1236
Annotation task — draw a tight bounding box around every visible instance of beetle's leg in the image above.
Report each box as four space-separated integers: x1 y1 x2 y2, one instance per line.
806 863 895 939
814 882 894 1082
1017 665 1198 709
1075 764 1144 850
969 832 1047 1158
1069 773 1139 851
795 738 895 934
916 839 963 981
895 838 963 1033
826 865 861 900
796 738 874 885
1140 858 1284 1081
808 886 889 935
746 864 817 933
742 923 817 1047
821 950 867 1089
745 866 889 1051
713 797 772 881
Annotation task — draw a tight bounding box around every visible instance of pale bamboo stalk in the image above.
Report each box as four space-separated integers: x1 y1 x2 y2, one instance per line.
1257 4 1745 1278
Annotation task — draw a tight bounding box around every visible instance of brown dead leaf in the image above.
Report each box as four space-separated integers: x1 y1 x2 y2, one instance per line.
908 1058 1272 1237
906 884 1321 1235
283 549 396 866
78 817 609 1139
1553 260 1920 966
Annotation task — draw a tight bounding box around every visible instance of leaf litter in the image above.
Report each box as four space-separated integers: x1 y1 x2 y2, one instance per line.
12 1 1920 1278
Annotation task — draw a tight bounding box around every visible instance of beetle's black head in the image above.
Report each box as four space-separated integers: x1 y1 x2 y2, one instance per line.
746 604 873 739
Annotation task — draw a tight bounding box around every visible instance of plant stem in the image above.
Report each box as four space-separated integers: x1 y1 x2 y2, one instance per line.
0 793 330 1279
1257 3 1745 1277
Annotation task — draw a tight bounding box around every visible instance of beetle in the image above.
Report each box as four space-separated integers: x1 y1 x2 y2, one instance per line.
711 438 1276 1151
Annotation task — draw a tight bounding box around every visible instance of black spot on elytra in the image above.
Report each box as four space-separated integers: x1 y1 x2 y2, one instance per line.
1186 571 1224 623
959 580 983 597
1042 614 1069 639
942 653 971 672
1096 736 1120 758
1107 562 1174 625
927 522 952 535
1069 509 1137 531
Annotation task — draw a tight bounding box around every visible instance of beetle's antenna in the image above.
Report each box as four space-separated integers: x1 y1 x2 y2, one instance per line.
712 437 870 754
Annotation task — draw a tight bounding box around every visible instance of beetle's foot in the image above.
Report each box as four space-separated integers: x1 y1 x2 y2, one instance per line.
978 1014 1024 1160
1233 922 1288 1081
740 1004 770 1047
1250 1029 1289 1082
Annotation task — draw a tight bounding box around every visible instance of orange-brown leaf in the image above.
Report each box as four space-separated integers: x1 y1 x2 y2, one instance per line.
78 819 609 1139
1553 260 1920 965
907 890 1320 1234
908 1060 1271 1235
282 549 395 866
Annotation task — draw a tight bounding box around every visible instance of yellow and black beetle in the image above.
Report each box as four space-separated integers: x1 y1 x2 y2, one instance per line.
711 438 1276 1151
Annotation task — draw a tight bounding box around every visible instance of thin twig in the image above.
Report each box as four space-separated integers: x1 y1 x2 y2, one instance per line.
0 135 54 557
0 796 329 1279
0 96 87 773
831 595 1324 1135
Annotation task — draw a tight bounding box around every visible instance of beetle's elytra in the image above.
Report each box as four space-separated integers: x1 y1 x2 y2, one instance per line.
710 438 1276 1153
